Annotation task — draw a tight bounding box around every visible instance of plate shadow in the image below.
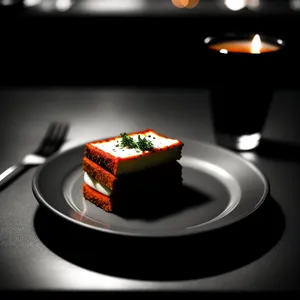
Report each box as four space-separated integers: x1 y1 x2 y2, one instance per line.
34 196 285 281
111 185 211 220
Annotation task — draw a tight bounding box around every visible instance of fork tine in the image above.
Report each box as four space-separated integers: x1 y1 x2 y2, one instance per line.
41 123 69 157
34 122 69 157
34 122 58 154
40 123 62 156
49 123 69 153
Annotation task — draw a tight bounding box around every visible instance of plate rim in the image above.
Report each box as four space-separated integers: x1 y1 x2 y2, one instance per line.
32 138 270 238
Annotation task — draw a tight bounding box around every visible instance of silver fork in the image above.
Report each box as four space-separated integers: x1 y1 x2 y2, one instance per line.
0 122 69 190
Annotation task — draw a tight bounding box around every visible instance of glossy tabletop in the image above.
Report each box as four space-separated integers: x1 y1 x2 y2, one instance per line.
0 87 299 291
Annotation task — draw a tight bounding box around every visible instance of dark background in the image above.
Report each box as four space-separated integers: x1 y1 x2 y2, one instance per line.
0 0 300 88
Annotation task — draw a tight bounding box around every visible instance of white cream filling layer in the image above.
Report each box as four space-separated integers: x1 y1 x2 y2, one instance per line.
84 172 112 197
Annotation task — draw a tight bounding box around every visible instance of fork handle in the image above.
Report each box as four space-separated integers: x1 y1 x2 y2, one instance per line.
0 163 29 191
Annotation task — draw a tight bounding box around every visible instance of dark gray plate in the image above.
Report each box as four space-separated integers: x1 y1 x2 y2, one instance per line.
32 139 269 237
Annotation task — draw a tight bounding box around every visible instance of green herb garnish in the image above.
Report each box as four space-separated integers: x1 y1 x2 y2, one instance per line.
120 133 154 152
120 132 137 149
137 134 154 151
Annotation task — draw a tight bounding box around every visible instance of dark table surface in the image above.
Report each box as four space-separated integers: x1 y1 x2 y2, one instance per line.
0 87 300 292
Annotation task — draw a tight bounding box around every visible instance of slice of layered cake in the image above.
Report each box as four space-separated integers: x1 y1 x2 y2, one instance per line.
82 129 184 213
